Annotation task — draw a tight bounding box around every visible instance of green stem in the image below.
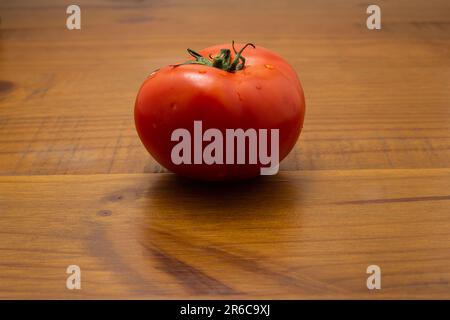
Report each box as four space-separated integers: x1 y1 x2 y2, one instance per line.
174 41 255 72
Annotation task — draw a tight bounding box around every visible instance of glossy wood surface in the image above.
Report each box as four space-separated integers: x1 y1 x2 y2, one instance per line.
0 0 449 299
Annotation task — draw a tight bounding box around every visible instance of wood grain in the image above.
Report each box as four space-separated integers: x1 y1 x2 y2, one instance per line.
0 0 449 299
0 169 449 299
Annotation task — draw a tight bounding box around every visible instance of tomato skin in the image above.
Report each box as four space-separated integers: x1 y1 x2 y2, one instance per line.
135 43 305 181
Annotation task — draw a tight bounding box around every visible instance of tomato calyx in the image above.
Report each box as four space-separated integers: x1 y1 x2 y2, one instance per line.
175 41 255 72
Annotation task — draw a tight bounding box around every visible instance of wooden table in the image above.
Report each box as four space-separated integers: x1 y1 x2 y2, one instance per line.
0 0 449 299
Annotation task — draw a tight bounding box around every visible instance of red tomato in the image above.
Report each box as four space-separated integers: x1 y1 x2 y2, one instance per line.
134 42 305 181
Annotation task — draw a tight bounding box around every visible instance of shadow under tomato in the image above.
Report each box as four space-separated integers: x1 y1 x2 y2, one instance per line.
142 173 301 221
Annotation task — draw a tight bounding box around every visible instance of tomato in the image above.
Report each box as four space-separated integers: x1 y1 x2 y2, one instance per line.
134 42 305 181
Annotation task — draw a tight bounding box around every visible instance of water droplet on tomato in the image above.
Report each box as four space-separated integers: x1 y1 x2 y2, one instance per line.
256 85 262 90
264 64 274 69
171 103 178 110
148 69 159 78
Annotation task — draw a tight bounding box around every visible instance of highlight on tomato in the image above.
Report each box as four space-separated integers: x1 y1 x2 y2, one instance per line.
134 41 305 181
